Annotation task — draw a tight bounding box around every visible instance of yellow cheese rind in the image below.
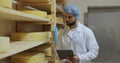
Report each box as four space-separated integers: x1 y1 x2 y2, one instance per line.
0 37 10 53
56 17 63 22
28 44 52 56
0 0 12 8
44 47 52 56
47 15 53 21
22 10 47 18
11 32 51 41
39 60 49 63
47 15 63 23
11 52 45 63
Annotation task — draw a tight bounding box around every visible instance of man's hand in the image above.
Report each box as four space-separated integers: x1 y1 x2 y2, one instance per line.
65 59 72 63
71 55 79 63
66 55 79 63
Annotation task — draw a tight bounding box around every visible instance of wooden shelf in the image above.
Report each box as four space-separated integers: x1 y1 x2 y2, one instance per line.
0 7 50 22
0 40 49 59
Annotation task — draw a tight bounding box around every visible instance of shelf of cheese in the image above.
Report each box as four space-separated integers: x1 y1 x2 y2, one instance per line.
0 40 49 59
0 6 50 22
11 52 48 63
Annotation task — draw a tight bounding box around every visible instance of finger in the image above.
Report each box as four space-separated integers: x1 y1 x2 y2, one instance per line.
65 59 72 63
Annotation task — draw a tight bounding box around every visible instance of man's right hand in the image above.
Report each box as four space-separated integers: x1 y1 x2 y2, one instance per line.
65 59 72 63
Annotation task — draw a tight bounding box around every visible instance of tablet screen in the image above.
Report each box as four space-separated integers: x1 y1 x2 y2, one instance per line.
57 50 74 59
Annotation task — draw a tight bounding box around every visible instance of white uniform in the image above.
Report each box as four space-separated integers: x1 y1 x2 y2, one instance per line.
56 22 99 63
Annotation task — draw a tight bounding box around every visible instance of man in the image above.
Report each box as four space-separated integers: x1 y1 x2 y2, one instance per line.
56 4 99 63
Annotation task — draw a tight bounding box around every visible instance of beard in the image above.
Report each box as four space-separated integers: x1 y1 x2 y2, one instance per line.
66 19 76 27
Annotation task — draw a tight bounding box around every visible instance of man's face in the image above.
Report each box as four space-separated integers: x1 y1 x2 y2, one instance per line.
63 13 76 27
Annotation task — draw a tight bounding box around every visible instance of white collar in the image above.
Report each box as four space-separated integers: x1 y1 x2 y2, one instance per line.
63 22 84 35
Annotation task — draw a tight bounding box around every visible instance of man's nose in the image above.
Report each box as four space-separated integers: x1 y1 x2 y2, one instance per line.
65 18 69 21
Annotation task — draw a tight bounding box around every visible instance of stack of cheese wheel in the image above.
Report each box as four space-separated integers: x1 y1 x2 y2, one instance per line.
11 32 51 41
0 37 10 53
0 0 12 8
28 44 52 57
11 52 49 63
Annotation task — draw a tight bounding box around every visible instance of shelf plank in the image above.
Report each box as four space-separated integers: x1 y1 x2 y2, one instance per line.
0 40 49 59
0 7 50 22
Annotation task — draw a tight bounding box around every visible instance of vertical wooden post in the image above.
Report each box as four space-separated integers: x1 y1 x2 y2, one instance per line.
50 0 56 63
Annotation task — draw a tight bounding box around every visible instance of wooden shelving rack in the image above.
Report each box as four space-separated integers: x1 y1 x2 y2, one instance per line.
0 0 67 63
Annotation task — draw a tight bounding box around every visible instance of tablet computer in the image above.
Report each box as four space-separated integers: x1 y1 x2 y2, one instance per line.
56 50 74 59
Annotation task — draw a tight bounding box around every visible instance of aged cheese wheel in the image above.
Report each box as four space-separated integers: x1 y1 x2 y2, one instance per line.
0 37 10 53
28 44 52 56
11 32 51 41
22 10 47 18
11 52 45 63
0 0 12 8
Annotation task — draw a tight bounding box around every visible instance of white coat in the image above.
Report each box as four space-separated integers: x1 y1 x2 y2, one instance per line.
56 22 99 63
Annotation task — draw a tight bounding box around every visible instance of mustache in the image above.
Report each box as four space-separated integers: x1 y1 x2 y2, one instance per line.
66 20 76 26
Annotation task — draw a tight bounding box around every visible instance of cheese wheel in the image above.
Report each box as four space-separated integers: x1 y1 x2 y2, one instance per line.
22 10 47 18
39 60 49 63
47 15 53 21
44 47 52 56
11 32 51 41
28 44 52 56
56 17 63 22
11 52 45 63
0 0 12 8
0 37 10 53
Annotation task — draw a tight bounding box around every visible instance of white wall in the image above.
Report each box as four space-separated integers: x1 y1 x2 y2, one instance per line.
67 0 120 23
84 0 120 7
